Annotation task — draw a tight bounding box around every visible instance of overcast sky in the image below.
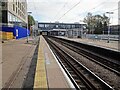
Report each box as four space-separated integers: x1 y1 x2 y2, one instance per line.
27 0 119 25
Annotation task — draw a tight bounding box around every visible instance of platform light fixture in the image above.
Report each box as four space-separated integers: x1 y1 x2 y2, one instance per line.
105 12 114 43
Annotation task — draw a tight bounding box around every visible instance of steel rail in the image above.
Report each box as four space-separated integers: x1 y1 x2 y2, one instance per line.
48 36 120 75
44 36 113 90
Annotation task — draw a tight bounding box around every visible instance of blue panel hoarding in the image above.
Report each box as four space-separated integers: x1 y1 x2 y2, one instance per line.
2 26 30 39
2 26 14 32
14 26 30 39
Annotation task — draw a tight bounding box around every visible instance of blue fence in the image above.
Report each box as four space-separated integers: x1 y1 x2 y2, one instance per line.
2 26 30 39
2 26 14 32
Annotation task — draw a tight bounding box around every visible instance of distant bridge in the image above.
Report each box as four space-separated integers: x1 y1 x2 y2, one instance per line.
38 22 86 31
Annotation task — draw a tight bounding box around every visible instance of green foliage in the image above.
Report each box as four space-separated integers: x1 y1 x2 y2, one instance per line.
83 13 93 31
28 15 35 35
94 21 103 34
28 15 35 28
84 13 109 34
103 21 108 34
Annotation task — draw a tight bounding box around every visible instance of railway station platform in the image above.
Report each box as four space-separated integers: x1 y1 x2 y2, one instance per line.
2 35 118 89
56 36 119 51
34 36 72 89
1 37 39 88
1 35 75 89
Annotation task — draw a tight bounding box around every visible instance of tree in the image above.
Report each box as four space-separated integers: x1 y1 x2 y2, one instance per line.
28 15 35 35
28 15 35 29
83 13 109 34
103 21 108 34
102 14 109 24
102 14 109 34
94 21 103 34
83 13 93 33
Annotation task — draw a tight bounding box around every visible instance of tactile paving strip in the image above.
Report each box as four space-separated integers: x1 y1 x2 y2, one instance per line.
34 36 48 89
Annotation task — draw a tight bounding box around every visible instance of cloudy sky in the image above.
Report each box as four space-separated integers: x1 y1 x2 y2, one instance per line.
27 0 119 25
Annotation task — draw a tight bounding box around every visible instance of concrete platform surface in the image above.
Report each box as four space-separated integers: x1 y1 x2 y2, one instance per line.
1 37 38 88
57 36 119 51
34 36 71 88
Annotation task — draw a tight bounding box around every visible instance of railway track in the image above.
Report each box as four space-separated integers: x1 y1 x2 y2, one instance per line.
46 36 120 75
45 36 113 90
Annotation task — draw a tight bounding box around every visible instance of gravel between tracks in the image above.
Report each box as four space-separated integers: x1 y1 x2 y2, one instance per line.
49 38 120 90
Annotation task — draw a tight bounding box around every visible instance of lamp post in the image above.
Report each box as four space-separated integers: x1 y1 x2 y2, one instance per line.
106 12 114 43
79 20 85 38
27 12 32 43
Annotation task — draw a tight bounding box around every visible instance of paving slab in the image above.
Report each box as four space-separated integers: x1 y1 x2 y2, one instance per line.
1 37 38 88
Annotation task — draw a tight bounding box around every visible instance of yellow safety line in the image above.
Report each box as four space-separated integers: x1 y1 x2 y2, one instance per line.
34 36 48 89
